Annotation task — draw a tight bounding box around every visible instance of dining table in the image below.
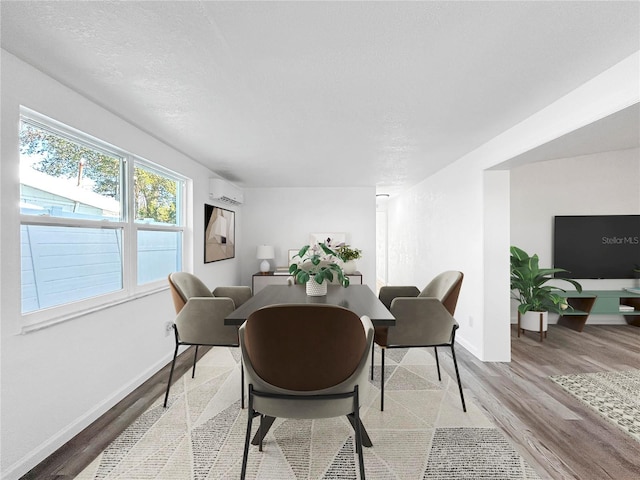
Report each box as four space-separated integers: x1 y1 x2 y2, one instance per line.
225 283 395 327
224 283 395 447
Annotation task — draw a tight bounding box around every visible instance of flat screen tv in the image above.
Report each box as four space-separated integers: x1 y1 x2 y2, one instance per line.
553 215 640 279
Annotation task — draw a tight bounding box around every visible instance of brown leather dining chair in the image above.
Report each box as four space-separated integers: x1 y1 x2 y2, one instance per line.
165 272 252 408
239 304 374 480
373 270 466 412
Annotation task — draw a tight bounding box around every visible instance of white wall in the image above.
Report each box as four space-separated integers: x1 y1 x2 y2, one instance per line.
239 187 376 289
387 159 488 360
0 51 239 479
510 147 640 324
386 52 639 362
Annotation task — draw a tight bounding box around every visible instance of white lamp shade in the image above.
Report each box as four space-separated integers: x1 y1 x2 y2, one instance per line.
256 245 275 259
257 245 275 273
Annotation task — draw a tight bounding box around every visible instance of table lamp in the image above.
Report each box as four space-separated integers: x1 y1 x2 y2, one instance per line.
256 245 275 273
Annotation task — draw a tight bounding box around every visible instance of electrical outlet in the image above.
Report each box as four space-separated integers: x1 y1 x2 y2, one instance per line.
468 316 473 327
164 321 173 337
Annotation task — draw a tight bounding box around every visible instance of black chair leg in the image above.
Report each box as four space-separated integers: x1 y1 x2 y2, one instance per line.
259 414 265 452
241 360 245 409
353 385 366 479
434 346 441 381
380 347 385 411
370 344 375 380
450 345 467 412
240 385 254 480
191 345 199 378
163 343 180 408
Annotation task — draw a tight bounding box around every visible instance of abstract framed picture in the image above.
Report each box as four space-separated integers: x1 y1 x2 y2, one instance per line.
204 204 235 263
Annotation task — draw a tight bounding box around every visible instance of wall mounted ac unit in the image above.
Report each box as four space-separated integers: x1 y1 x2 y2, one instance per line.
209 178 244 205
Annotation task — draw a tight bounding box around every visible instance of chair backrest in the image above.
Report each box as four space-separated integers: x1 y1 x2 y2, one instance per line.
419 271 464 315
168 272 213 313
243 304 367 391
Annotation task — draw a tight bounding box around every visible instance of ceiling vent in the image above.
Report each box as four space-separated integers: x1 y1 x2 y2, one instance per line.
209 178 244 205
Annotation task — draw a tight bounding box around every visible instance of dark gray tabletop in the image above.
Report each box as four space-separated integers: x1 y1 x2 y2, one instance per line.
225 284 395 326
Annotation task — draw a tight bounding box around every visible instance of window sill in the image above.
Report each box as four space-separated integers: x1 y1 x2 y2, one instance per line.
19 284 169 334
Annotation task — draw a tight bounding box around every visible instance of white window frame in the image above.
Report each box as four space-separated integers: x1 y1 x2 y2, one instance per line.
19 108 187 332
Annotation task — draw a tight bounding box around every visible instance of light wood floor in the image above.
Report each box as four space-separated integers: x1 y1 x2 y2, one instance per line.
22 325 640 479
452 324 640 480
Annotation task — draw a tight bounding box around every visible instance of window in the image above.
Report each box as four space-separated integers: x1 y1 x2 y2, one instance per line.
19 109 185 325
134 163 184 285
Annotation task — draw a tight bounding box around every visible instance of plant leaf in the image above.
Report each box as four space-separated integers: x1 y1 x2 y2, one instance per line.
297 245 310 258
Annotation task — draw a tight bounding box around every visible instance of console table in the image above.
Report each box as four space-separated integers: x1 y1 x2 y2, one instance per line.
252 271 363 294
558 289 640 332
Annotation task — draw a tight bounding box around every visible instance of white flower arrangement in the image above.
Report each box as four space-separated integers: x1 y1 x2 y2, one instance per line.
288 242 349 287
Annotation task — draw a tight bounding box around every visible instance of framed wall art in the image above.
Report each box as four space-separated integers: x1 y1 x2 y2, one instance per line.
204 204 235 263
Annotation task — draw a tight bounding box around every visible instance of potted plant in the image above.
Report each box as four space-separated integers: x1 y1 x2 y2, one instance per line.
335 244 362 274
289 242 349 296
510 245 582 335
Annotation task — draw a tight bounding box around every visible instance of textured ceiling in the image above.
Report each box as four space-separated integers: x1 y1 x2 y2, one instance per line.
2 1 639 193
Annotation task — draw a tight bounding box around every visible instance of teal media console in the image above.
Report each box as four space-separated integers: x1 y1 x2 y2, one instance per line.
558 289 640 332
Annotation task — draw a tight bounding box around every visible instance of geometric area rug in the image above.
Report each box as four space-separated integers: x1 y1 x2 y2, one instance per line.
549 369 640 443
75 346 540 479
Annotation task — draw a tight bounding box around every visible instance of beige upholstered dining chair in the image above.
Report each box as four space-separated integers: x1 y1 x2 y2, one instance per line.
239 304 374 480
373 270 466 412
164 272 252 408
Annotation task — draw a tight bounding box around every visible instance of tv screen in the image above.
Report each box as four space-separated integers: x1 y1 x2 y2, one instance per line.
553 215 640 279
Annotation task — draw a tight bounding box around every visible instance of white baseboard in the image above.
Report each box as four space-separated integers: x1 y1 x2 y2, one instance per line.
456 336 481 360
1 352 174 480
